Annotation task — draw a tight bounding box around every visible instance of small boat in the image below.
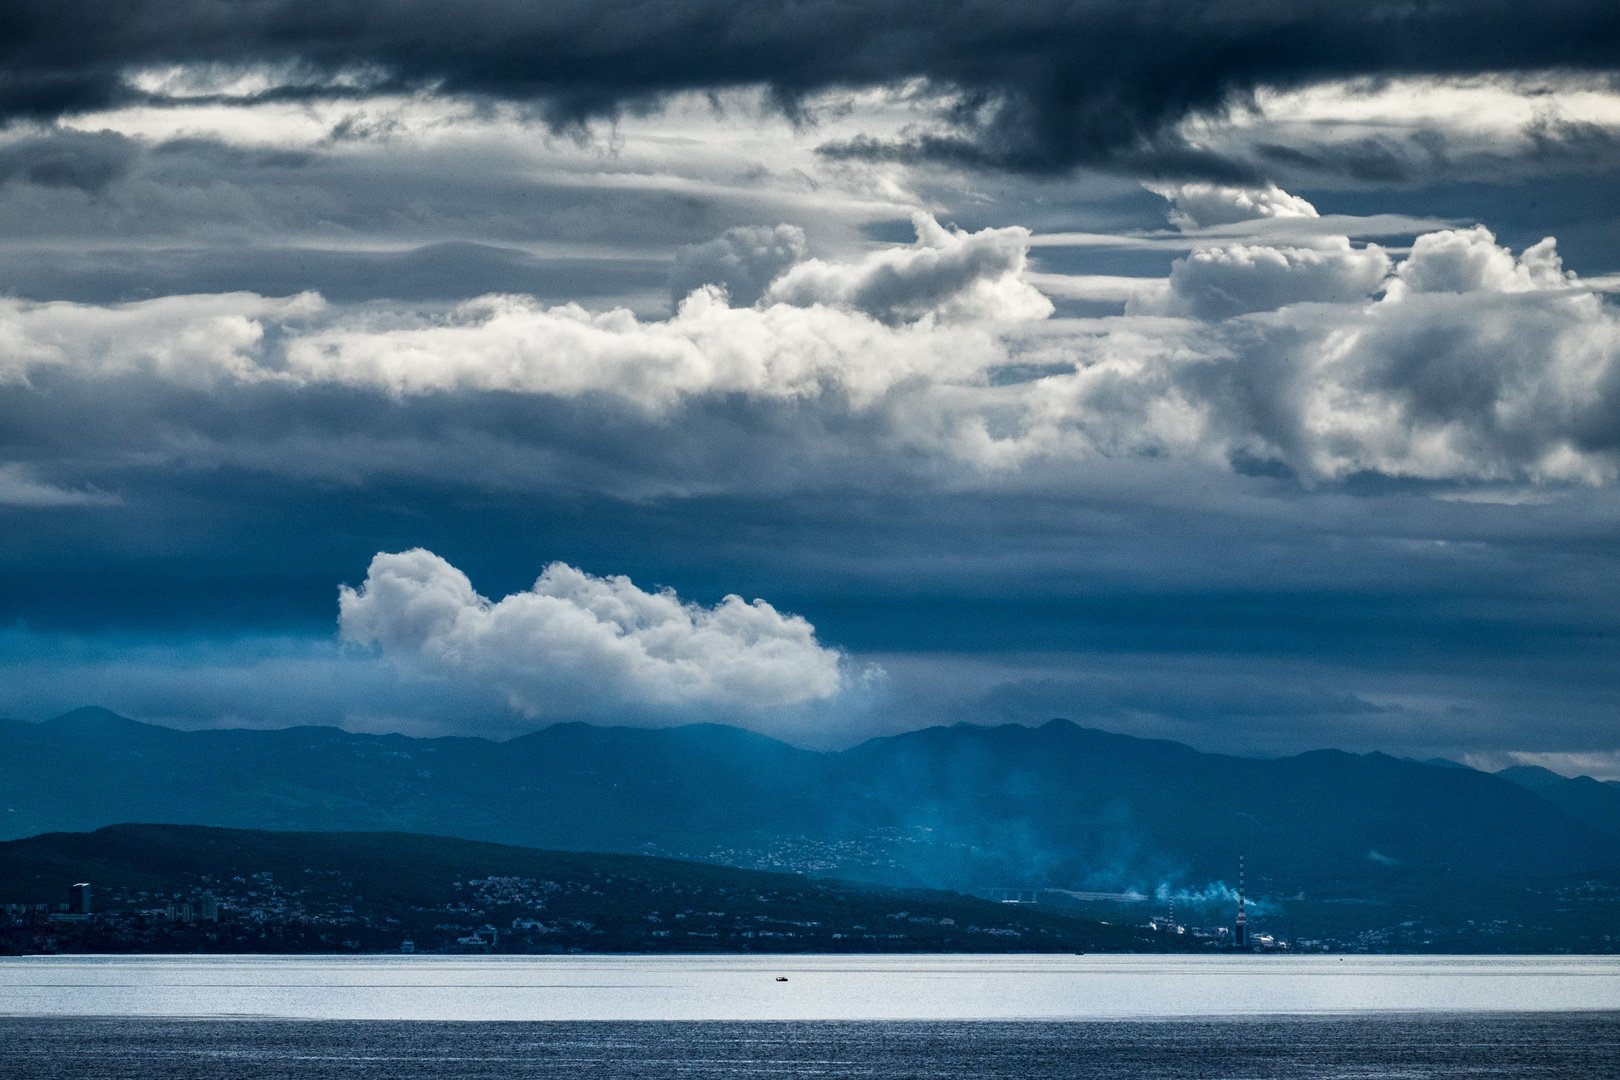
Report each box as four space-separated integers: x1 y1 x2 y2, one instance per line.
775 976 788 982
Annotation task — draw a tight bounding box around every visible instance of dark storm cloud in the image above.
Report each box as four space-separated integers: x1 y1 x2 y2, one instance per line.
1255 139 1421 185
1252 119 1620 189
2 0 1618 174
0 128 135 191
815 130 1271 184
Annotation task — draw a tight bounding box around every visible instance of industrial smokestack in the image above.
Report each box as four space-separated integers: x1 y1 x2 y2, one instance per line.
1234 852 1247 947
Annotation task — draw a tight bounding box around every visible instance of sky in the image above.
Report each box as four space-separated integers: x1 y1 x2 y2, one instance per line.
2 0 1620 774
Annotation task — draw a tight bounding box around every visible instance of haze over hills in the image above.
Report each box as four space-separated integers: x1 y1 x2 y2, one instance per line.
4 708 1619 952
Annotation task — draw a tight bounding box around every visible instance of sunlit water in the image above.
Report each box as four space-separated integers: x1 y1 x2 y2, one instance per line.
1 956 1617 1078
1 954 1616 1020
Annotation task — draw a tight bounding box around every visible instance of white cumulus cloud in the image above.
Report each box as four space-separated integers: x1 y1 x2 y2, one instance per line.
1156 238 1392 320
1389 226 1572 296
1288 227 1616 482
0 291 322 387
761 212 1053 324
669 224 809 308
1148 182 1320 231
338 548 849 717
285 285 1004 408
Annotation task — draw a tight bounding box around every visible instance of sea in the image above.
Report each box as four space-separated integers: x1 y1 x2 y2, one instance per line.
1 954 1617 1078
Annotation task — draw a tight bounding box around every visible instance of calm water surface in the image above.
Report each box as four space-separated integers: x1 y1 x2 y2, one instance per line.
0 956 1616 1078
0 954 1616 1020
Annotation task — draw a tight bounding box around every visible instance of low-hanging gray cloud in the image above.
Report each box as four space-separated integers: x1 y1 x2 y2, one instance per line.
0 128 136 191
0 463 118 507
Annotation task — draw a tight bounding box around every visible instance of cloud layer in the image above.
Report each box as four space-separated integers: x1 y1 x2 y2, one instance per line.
2 202 1616 489
338 548 848 717
3 1 1619 175
3 134 1620 761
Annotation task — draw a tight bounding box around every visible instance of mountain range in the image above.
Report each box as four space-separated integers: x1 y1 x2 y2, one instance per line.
3 708 1618 950
1496 765 1620 840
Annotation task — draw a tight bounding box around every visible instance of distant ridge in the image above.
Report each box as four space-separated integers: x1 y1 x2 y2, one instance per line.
1497 765 1620 839
2 710 1617 949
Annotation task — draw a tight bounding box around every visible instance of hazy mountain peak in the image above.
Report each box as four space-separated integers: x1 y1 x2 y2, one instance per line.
1497 764 1573 789
40 707 159 736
